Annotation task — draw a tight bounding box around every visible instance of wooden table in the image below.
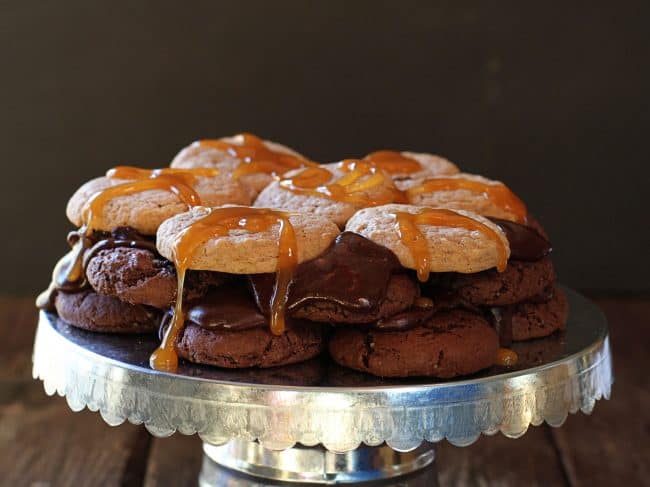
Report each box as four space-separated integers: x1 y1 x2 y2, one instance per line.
1 296 647 486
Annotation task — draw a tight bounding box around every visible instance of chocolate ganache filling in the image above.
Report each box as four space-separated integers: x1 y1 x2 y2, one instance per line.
487 218 552 261
250 232 403 316
159 284 284 340
82 226 158 268
37 227 158 310
185 286 267 331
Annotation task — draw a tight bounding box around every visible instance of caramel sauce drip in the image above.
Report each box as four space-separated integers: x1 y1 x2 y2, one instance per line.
393 208 509 282
57 167 216 298
406 178 528 224
83 166 218 232
198 133 316 179
150 206 298 372
495 347 518 367
279 159 404 206
364 150 422 174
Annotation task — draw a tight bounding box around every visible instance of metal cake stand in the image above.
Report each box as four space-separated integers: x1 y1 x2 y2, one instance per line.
32 288 612 485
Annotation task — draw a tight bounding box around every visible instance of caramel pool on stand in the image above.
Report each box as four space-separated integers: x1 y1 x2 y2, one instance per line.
495 348 519 367
393 208 509 282
197 133 317 179
150 206 299 373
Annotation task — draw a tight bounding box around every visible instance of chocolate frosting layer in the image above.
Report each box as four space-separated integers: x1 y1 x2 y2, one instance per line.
37 227 159 310
82 227 158 269
488 218 552 261
250 232 403 315
185 285 267 331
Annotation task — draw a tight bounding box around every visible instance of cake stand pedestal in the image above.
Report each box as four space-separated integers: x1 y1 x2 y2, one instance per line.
32 288 612 485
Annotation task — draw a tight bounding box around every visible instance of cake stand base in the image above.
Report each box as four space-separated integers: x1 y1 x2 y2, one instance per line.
200 440 436 484
32 288 612 484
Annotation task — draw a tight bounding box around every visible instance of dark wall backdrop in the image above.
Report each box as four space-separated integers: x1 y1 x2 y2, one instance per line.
1 1 648 295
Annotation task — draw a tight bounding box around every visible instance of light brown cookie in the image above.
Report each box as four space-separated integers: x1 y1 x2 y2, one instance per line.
345 204 510 274
156 205 340 273
366 151 459 182
66 171 252 234
254 161 402 227
171 134 308 196
399 173 527 223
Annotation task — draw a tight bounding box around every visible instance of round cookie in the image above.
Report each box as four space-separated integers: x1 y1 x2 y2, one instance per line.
438 257 557 306
66 170 252 235
328 310 499 378
156 206 340 274
176 321 326 369
86 247 226 309
366 151 459 182
54 289 159 333
345 204 510 274
509 287 568 341
399 173 526 223
291 273 419 324
171 134 308 196
254 162 402 227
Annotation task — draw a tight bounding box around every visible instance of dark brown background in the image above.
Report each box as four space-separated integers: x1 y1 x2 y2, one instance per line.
1 1 648 295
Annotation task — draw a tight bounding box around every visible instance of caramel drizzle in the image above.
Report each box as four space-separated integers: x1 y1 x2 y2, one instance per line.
393 208 508 282
59 167 217 290
364 150 422 174
278 159 404 206
150 206 298 372
197 133 317 179
406 178 528 224
495 348 518 366
83 166 218 231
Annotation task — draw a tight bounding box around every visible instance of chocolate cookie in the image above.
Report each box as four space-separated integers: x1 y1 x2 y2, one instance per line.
54 290 159 333
328 310 498 378
250 232 418 324
291 274 419 324
438 257 556 306
493 287 568 342
176 321 326 369
86 247 225 309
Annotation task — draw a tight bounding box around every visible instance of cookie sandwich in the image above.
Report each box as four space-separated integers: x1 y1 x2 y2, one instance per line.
396 172 566 344
152 205 339 371
37 164 251 333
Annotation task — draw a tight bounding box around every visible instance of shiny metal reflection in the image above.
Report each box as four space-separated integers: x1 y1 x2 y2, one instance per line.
32 287 612 483
201 440 436 484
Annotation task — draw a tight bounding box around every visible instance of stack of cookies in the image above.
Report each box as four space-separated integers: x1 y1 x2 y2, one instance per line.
38 133 567 379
